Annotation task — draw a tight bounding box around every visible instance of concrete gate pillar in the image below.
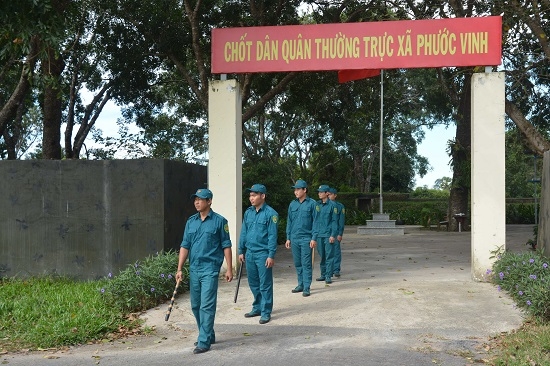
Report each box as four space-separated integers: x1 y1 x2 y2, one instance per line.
537 151 550 257
208 79 242 271
471 72 505 281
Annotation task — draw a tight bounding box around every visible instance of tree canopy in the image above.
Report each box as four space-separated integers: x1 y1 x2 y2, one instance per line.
1 0 549 202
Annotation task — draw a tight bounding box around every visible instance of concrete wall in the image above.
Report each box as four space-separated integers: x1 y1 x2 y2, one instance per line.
538 151 550 257
0 160 206 279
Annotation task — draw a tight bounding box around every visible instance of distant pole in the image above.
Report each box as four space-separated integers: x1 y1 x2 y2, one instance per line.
379 70 384 214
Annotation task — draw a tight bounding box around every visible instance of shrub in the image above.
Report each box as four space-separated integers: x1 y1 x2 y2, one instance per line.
506 203 537 224
490 250 550 321
409 187 450 199
101 250 189 313
345 208 369 225
374 200 448 225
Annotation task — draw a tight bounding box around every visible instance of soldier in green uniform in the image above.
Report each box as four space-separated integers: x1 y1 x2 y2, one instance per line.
285 179 318 297
176 188 233 354
328 187 345 277
313 184 338 284
238 184 279 324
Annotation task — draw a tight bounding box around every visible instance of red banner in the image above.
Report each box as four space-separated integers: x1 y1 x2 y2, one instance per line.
338 69 381 83
211 16 502 74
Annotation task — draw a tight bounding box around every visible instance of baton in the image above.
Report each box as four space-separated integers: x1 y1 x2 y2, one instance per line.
164 278 181 321
233 262 244 303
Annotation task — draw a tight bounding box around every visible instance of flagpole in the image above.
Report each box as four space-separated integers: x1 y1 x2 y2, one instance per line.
379 70 384 214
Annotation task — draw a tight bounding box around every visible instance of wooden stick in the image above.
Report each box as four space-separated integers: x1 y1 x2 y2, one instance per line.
233 262 244 303
164 279 181 321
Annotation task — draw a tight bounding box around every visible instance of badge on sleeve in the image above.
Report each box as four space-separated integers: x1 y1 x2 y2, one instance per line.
224 223 229 233
272 215 278 224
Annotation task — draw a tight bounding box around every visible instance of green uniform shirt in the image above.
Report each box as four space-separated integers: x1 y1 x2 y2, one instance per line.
286 196 318 242
181 210 232 271
238 203 279 259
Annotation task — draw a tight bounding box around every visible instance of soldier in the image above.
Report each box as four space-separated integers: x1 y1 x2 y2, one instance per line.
176 188 233 354
238 184 279 324
314 184 338 284
285 179 317 297
328 187 345 277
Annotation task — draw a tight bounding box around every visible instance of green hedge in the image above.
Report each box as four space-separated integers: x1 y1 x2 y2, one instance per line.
381 200 448 226
286 192 537 226
340 195 538 226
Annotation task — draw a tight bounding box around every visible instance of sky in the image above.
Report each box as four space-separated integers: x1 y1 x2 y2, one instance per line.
414 124 455 188
91 100 455 189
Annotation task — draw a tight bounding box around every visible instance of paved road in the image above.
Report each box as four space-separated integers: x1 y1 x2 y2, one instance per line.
2 225 532 366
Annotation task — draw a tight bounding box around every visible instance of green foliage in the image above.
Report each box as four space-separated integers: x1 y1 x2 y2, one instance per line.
410 186 450 199
419 207 434 227
373 200 448 226
0 277 132 351
242 160 293 225
101 250 188 313
433 176 452 190
345 208 369 225
490 250 550 321
507 203 538 224
304 187 539 227
305 68 434 193
307 142 356 190
505 130 543 198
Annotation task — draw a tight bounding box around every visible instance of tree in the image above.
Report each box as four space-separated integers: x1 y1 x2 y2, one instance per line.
501 0 550 156
0 0 117 160
0 0 449 198
93 0 303 150
37 0 77 159
400 1 496 230
0 0 43 150
7 0 548 220
505 130 543 198
434 177 452 191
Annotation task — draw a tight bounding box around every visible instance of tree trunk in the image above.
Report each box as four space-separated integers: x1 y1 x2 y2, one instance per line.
3 101 26 159
3 130 16 159
0 36 39 138
69 83 113 159
505 100 550 155
41 47 64 159
448 73 472 231
364 147 374 193
353 153 365 193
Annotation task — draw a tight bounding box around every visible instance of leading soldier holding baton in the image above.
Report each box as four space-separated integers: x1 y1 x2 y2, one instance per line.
176 188 233 354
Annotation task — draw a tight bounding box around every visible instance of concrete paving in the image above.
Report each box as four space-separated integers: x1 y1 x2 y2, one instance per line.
2 225 534 366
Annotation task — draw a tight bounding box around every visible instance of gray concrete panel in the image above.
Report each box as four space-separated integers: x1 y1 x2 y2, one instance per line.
0 160 206 280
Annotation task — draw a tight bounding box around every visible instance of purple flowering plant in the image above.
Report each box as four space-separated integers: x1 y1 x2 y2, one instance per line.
99 250 189 313
489 248 550 321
